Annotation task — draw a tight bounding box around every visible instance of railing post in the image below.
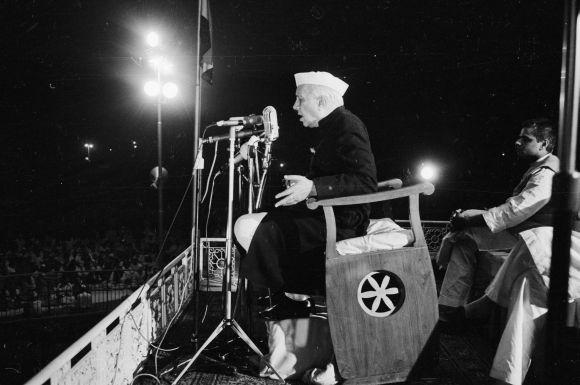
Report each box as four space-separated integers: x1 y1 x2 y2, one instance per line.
160 275 167 328
173 266 179 313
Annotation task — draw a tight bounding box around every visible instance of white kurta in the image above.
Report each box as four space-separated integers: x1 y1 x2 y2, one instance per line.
485 227 580 385
482 157 557 233
437 156 558 307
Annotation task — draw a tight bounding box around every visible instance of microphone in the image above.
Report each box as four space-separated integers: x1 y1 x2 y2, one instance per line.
201 128 264 144
262 106 279 142
262 106 279 169
216 114 263 127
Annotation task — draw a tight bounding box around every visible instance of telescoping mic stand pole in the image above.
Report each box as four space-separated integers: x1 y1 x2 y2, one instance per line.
170 125 284 384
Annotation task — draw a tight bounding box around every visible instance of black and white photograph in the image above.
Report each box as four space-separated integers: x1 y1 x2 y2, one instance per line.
0 1 579 384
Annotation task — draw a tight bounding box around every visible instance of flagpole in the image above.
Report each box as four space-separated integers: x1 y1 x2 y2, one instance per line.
546 0 580 379
191 0 203 342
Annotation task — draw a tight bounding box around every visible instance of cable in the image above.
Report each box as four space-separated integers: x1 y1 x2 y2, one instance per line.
129 171 193 327
120 263 194 382
232 274 243 319
192 172 219 333
154 266 194 376
131 373 161 385
200 124 213 141
111 310 130 384
200 141 219 203
127 311 180 352
204 173 219 239
199 299 210 325
153 172 194 267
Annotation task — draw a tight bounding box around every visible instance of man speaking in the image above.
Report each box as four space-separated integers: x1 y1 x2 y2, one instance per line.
234 71 377 320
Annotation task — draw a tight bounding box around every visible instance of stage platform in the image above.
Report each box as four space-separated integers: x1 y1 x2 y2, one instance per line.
135 288 506 385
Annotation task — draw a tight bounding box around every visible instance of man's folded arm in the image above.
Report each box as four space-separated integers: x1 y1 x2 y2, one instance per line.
482 168 556 233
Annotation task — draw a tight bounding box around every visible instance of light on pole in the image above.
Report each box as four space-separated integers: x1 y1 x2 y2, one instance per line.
145 31 160 48
84 143 94 161
143 31 178 248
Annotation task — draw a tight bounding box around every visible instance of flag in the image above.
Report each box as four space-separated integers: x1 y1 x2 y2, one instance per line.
200 0 213 84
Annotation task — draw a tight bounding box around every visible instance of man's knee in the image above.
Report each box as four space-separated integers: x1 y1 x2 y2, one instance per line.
234 212 268 252
437 230 478 268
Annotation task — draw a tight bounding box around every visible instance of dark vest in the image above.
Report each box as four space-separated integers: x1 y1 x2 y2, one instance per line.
510 154 559 233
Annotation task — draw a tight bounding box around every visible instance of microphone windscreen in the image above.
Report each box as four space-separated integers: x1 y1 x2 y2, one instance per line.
262 106 279 141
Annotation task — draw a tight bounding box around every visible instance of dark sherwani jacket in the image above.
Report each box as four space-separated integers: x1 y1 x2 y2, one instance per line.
239 106 377 293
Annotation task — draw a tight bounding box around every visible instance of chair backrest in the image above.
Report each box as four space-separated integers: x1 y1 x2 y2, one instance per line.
315 181 438 384
307 181 435 260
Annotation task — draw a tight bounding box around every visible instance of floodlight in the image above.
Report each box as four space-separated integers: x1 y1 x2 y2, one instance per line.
162 82 178 99
145 32 160 47
144 81 160 97
419 162 439 181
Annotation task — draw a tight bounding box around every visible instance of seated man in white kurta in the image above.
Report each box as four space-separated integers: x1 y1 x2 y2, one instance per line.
437 119 559 320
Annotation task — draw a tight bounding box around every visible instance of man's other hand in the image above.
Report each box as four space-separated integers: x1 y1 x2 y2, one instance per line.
275 175 314 207
450 209 486 231
239 141 250 160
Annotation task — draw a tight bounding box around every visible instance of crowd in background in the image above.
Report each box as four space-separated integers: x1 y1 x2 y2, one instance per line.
0 226 187 314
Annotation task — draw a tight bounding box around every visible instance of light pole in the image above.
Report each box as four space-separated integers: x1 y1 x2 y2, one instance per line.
143 32 178 248
84 143 94 161
156 67 164 249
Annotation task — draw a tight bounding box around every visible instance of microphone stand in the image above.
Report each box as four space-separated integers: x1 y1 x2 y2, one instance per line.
237 138 263 336
170 125 284 384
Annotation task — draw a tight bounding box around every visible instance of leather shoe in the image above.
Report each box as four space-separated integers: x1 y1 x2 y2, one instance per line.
259 295 313 320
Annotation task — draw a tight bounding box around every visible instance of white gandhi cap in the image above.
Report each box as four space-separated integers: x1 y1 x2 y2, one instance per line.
294 71 349 96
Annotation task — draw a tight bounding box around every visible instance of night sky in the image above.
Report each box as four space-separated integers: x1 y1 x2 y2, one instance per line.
0 0 567 239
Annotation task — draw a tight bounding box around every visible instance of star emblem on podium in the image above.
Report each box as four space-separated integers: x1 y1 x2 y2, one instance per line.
357 270 405 317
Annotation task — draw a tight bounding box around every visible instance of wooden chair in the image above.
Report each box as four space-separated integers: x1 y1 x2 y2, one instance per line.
307 181 438 384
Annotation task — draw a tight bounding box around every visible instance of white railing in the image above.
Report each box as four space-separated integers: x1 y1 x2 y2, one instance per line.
396 219 449 256
24 246 194 385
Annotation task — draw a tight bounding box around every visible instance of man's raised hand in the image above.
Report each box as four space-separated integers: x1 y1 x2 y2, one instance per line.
274 175 314 207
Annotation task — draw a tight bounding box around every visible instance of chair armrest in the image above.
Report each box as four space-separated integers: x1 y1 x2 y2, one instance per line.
306 182 435 258
306 182 434 209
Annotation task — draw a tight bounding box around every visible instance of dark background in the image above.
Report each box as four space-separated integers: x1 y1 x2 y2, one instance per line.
0 0 569 241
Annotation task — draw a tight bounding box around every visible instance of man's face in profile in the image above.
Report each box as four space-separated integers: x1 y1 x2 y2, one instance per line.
515 127 545 160
293 85 320 128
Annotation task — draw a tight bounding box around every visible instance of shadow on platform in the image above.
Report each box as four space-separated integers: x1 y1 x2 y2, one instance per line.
134 289 503 385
